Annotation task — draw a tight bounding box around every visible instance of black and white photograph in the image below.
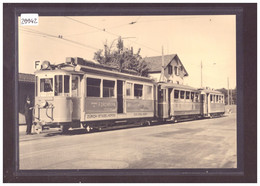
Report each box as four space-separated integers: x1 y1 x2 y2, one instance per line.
3 3 257 183
18 14 237 170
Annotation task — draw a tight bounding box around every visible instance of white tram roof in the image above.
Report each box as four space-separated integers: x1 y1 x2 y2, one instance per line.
35 64 155 84
34 68 85 75
199 88 223 95
159 82 199 91
77 64 154 84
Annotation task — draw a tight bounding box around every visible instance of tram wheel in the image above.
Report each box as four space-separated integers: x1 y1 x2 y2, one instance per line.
61 125 69 134
145 120 151 126
85 125 91 133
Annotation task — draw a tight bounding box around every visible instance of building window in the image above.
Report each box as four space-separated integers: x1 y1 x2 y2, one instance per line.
174 66 179 76
168 65 173 74
180 91 185 99
134 84 143 99
126 82 133 97
174 90 179 99
103 79 115 98
87 77 100 97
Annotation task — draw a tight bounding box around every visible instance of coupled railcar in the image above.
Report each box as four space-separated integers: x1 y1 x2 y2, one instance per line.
158 82 202 122
33 58 225 133
199 89 225 117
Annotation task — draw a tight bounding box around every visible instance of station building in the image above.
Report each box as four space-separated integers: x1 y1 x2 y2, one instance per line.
145 54 189 84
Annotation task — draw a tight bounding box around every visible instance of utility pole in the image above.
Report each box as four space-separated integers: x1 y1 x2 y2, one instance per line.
227 77 230 105
159 46 165 82
231 88 233 105
201 61 203 88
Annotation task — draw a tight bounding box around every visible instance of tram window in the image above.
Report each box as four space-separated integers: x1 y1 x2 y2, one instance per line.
87 77 101 97
144 85 152 100
210 95 213 103
134 84 143 99
54 75 63 96
180 91 185 99
126 82 133 97
35 76 38 96
72 76 79 97
216 95 219 103
195 93 199 102
103 80 115 98
159 89 166 102
64 75 70 95
191 92 194 101
186 91 190 99
40 78 53 92
174 90 179 99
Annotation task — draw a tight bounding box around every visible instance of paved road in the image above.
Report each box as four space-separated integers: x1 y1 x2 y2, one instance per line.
19 113 237 169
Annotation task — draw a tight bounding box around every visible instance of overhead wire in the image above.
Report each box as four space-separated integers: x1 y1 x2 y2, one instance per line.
19 27 99 51
65 16 142 37
137 16 204 24
64 16 161 54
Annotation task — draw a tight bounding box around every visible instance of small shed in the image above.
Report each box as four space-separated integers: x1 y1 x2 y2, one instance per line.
18 73 35 124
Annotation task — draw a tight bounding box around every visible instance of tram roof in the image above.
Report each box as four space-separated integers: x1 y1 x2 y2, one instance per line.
34 64 155 83
159 82 198 91
34 68 85 75
198 88 223 95
77 64 154 83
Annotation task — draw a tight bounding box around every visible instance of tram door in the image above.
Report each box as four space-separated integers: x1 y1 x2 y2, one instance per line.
117 80 124 113
158 87 168 119
168 88 173 116
71 75 81 127
200 93 208 116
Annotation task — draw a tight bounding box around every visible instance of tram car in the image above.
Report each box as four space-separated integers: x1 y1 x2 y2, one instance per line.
33 57 225 133
157 82 202 122
199 88 225 117
33 57 155 133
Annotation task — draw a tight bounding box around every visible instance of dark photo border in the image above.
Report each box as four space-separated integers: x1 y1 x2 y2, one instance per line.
3 3 257 183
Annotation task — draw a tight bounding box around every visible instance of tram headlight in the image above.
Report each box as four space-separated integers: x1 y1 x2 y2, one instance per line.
41 61 51 70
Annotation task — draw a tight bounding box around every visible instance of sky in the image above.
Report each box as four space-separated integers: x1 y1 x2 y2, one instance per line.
18 15 236 89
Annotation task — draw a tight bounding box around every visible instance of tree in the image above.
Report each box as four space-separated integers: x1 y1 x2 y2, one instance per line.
93 37 150 77
216 87 237 105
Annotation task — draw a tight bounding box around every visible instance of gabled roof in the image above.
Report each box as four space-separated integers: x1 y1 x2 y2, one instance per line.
19 73 35 83
144 54 188 76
